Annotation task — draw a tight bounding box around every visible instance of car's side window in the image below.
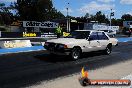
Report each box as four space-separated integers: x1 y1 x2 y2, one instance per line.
98 32 109 40
89 32 98 40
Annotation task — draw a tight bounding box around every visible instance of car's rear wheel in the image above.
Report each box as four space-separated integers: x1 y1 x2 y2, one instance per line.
70 47 81 60
104 44 112 55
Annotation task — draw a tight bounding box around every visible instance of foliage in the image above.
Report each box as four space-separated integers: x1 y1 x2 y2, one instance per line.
14 0 65 21
0 3 13 25
121 14 132 21
83 11 109 24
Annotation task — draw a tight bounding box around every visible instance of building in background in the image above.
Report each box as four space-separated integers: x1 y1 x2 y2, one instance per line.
123 21 132 28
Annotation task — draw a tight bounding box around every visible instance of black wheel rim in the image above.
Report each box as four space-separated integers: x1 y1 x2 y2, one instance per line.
72 49 80 60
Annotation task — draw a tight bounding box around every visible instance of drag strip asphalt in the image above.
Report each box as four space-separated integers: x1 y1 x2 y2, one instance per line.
0 42 132 88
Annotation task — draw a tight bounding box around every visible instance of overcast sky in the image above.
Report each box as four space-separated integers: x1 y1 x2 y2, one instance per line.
1 0 132 19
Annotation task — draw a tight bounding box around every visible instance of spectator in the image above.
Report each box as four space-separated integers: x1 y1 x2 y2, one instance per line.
55 26 62 38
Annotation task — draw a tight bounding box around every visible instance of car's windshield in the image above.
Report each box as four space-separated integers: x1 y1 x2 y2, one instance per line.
65 31 90 39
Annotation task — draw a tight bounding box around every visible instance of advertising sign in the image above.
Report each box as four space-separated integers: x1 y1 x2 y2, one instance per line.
123 21 132 28
23 32 41 37
0 40 32 49
108 26 119 30
93 24 108 30
41 32 57 38
23 21 59 28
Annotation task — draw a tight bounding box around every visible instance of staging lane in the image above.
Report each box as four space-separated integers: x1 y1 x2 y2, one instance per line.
0 42 132 88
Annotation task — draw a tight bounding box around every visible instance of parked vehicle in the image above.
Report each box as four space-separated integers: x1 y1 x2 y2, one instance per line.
98 30 116 37
44 30 118 60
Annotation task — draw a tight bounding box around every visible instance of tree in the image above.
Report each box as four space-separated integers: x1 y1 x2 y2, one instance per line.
0 3 13 25
83 11 109 24
121 14 132 21
95 11 108 23
84 13 90 19
14 0 65 21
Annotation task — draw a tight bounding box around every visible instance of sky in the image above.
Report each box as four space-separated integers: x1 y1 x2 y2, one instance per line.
1 0 132 19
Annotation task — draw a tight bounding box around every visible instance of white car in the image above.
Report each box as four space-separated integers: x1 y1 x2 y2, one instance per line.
98 30 117 37
44 30 118 60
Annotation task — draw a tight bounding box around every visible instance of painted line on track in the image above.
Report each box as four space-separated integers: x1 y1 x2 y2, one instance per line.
117 37 132 42
0 46 45 55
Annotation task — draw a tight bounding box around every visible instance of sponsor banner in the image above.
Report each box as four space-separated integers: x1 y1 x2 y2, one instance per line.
23 21 59 28
41 32 57 38
10 21 22 26
0 40 32 49
93 25 108 30
108 26 119 30
23 32 41 37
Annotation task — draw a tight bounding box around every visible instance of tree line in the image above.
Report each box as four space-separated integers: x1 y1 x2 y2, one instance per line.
0 0 132 26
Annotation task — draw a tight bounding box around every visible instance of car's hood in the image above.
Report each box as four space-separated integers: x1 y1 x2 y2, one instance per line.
46 38 85 44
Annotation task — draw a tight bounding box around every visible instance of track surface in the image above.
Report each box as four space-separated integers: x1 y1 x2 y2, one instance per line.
0 42 132 88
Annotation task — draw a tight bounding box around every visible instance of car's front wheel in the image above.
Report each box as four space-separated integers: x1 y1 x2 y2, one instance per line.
104 45 112 55
70 47 81 60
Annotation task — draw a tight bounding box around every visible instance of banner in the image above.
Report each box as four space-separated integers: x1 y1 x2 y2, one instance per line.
0 40 32 49
23 32 41 37
41 32 57 38
108 26 119 30
23 21 59 28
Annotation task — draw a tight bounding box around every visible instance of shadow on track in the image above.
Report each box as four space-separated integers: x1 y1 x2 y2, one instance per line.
34 50 105 63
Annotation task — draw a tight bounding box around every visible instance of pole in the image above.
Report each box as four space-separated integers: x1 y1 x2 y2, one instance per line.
66 7 69 32
66 3 70 32
110 9 112 27
69 18 70 32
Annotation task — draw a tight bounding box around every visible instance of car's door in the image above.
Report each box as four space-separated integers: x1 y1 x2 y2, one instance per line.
97 32 109 50
77 31 91 52
86 32 101 52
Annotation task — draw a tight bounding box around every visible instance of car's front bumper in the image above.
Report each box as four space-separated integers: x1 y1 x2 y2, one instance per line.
44 45 71 55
